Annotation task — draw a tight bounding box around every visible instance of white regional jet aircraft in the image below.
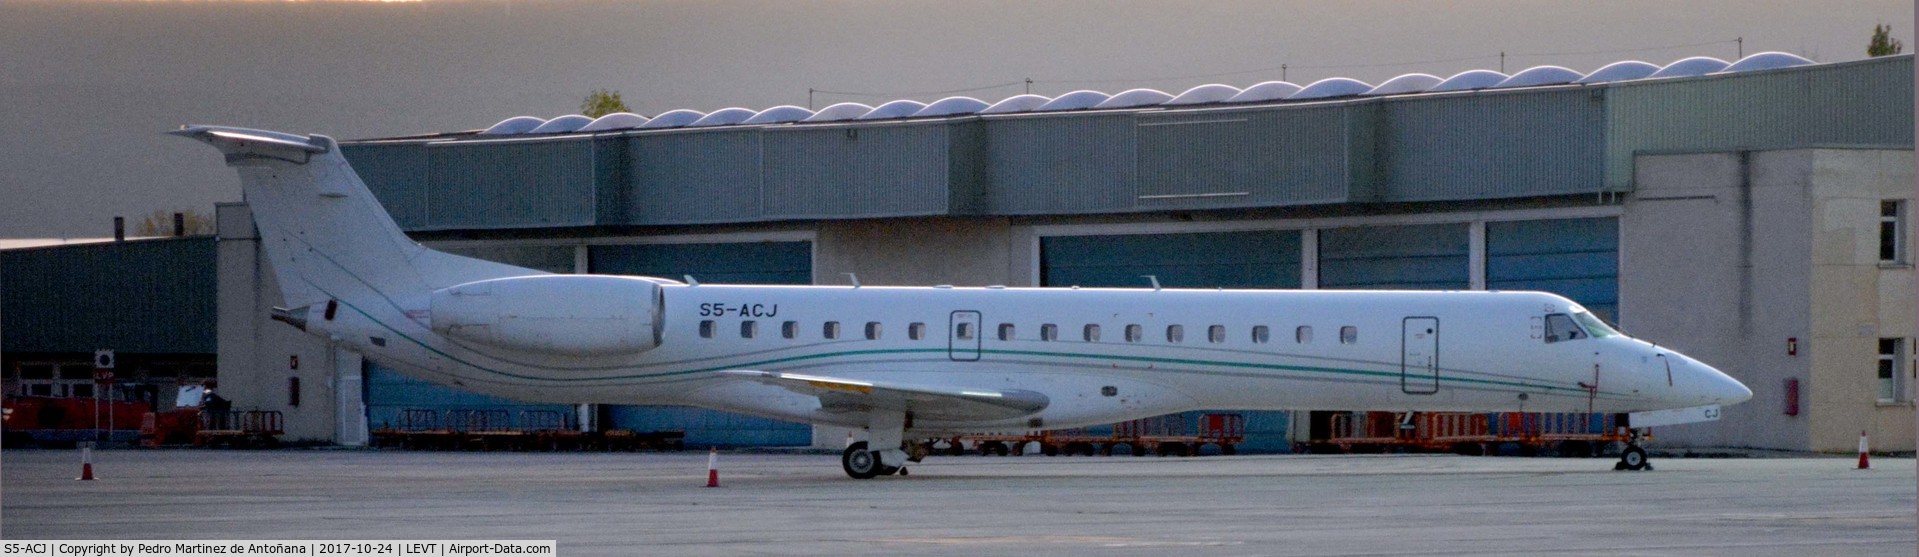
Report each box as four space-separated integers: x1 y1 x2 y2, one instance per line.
176 125 1752 478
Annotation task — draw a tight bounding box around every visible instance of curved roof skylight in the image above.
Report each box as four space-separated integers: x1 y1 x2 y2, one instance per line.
1164 84 1242 105
1363 73 1442 96
804 102 874 122
742 105 814 124
915 96 991 117
1036 90 1112 111
1429 70 1508 92
1094 88 1174 109
979 94 1053 114
639 109 707 129
1495 66 1584 88
481 116 547 135
860 99 928 120
1227 81 1302 103
1648 56 1730 78
528 114 593 134
689 108 758 127
1722 51 1814 73
1576 61 1660 83
1289 77 1373 100
578 112 650 132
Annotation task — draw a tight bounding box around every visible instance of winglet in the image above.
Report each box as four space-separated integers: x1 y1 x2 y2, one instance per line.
170 125 330 165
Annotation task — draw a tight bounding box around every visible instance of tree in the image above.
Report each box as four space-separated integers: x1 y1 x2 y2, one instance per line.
1869 24 1904 57
134 209 214 237
580 89 630 118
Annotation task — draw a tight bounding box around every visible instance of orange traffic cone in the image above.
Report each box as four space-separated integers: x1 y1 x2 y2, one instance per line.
705 447 721 487
76 446 94 481
1857 430 1870 470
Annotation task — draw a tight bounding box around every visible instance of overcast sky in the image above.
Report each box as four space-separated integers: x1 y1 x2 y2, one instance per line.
0 0 1910 239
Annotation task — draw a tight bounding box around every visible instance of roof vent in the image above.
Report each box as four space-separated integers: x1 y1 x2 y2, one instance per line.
1288 77 1373 100
1429 70 1508 92
979 94 1053 114
480 116 547 135
743 105 815 124
639 109 707 128
1648 56 1730 79
915 96 991 117
1164 84 1242 105
1094 88 1174 108
1363 73 1442 96
1576 61 1661 83
1226 81 1302 103
689 107 759 127
578 112 650 131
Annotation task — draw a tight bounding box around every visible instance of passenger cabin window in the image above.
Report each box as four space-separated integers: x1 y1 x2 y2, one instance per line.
1252 326 1270 344
1166 325 1184 343
1125 325 1143 343
865 322 883 340
1542 314 1586 343
699 320 716 339
1339 326 1357 345
956 322 975 340
740 321 758 339
1041 324 1058 342
1208 325 1226 344
908 322 926 341
999 323 1016 341
1296 326 1313 344
782 321 799 339
1083 324 1101 342
824 321 841 340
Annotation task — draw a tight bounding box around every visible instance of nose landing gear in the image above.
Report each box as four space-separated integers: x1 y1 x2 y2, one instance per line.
1613 429 1652 471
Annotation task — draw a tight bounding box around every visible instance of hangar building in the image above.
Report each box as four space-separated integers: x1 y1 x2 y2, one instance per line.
34 53 1908 453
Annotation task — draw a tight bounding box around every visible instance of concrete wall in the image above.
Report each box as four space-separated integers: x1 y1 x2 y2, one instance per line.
1626 149 1915 452
813 217 1017 287
1807 149 1916 452
215 203 354 444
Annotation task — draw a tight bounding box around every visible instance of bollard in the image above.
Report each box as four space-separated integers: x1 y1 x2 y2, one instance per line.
705 447 720 488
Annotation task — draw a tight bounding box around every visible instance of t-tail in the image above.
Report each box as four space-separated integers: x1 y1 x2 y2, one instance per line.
172 125 540 319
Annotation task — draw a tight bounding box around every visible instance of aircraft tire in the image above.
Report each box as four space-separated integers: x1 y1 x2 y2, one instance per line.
1619 445 1648 471
842 441 881 479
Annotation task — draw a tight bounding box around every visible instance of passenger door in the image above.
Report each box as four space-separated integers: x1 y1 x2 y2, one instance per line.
1402 317 1440 394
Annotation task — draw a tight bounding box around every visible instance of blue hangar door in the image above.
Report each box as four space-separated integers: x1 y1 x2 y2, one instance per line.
591 241 814 448
1040 231 1300 453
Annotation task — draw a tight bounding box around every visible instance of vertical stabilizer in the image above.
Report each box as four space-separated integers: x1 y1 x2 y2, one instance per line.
173 126 539 310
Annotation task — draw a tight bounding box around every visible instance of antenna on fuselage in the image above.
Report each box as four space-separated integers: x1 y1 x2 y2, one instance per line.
844 273 861 289
683 275 699 286
1142 275 1161 291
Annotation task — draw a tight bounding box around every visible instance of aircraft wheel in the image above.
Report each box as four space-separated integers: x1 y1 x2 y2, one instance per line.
842 441 882 479
1618 445 1648 471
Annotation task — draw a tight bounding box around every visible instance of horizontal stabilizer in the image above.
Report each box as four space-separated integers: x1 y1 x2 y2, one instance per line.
169 125 328 164
718 370 1049 422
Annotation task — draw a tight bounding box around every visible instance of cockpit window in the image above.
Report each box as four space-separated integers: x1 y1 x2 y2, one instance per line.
1543 313 1586 343
1571 311 1619 338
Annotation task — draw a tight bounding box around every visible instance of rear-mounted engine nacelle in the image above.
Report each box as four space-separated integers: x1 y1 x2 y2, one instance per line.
429 275 664 356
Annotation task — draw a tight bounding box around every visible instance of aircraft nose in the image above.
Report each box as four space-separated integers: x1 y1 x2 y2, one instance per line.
1692 360 1752 405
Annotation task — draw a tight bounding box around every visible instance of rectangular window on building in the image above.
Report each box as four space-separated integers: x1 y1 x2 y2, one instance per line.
824 321 841 340
20 364 53 380
1083 324 1100 342
1252 326 1270 344
1041 324 1058 342
288 377 301 407
699 320 716 339
909 322 926 341
782 321 798 339
1882 201 1906 263
1879 338 1907 403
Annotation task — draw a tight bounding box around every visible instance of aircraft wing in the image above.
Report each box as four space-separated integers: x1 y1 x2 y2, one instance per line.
716 370 1049 422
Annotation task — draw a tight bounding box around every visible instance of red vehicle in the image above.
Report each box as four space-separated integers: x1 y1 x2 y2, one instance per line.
2 395 149 447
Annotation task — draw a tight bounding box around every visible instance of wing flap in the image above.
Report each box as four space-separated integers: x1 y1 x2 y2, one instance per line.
717 370 1048 422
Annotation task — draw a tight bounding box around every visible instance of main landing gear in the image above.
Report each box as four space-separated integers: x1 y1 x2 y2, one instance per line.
1614 429 1652 472
841 441 902 479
